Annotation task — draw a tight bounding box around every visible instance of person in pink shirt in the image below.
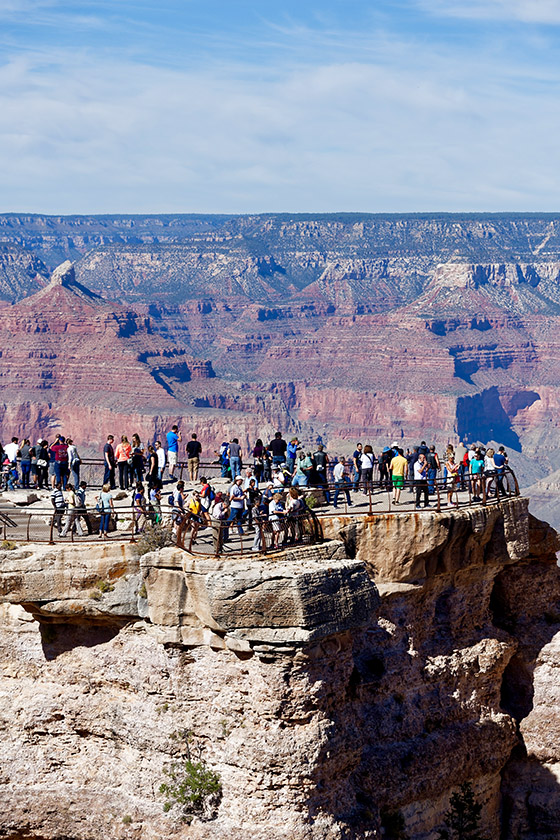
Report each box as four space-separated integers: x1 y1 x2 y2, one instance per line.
115 435 132 489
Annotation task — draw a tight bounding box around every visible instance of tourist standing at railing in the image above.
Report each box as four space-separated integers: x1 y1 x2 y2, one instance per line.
494 446 508 496
360 445 375 496
292 451 312 487
228 439 243 479
132 483 147 534
29 444 38 488
148 481 162 523
390 448 408 505
227 475 246 534
245 478 260 529
19 439 31 489
286 437 299 474
470 449 485 502
210 492 228 554
103 435 116 489
186 433 202 482
131 434 145 484
97 483 115 539
312 444 331 504
352 443 363 492
3 437 19 466
60 483 84 537
51 434 69 490
380 447 393 488
444 453 459 507
166 425 182 481
251 497 268 552
426 445 440 495
252 438 265 482
333 458 352 509
268 432 287 468
67 438 81 490
36 440 49 489
269 492 285 547
455 441 467 490
146 444 158 488
155 440 166 483
76 481 94 534
50 482 66 535
115 435 132 490
414 453 430 509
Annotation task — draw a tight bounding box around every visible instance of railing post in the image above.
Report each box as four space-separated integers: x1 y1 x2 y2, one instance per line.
129 509 136 544
49 515 55 545
435 479 441 512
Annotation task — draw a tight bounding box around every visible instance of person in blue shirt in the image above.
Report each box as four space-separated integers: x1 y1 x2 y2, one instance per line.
493 446 508 496
166 425 182 481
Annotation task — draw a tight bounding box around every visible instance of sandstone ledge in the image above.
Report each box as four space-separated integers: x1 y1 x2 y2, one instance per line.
0 498 557 840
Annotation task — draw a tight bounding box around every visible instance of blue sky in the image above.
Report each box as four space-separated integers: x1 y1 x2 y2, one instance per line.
1 0 560 213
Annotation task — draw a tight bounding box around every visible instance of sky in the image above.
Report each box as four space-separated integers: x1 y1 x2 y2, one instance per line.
1 0 560 214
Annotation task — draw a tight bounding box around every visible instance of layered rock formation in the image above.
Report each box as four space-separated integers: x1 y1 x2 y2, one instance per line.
4 214 560 502
0 498 558 839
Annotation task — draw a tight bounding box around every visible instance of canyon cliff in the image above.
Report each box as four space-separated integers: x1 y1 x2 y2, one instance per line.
0 499 558 839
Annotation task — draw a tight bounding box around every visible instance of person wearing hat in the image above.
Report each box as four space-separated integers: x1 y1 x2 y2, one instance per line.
379 447 392 489
227 475 246 535
269 492 285 547
210 491 229 554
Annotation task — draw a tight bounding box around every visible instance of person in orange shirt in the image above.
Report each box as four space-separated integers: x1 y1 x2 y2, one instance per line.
115 435 132 490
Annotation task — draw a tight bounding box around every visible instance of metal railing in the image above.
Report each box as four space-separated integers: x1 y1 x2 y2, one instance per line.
0 468 519 552
174 507 323 557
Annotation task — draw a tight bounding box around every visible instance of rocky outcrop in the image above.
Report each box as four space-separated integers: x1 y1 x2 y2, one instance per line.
0 498 558 839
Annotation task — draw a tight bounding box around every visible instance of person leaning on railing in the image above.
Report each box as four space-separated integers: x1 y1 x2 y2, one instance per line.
97 483 115 539
210 492 229 554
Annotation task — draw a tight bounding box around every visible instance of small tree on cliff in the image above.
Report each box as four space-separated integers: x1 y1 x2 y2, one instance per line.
436 783 488 840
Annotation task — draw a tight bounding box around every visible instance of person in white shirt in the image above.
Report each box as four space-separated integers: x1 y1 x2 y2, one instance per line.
333 458 352 509
3 438 19 463
155 440 166 482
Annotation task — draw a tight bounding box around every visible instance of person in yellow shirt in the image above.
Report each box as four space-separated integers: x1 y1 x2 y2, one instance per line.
390 448 408 505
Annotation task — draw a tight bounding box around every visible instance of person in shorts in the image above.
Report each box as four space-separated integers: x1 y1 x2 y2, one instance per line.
390 447 408 505
166 425 182 480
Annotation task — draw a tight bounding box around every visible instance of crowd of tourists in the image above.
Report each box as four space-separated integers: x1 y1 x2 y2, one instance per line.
1 427 510 543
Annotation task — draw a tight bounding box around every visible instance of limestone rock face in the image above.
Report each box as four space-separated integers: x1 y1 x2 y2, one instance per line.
0 498 558 839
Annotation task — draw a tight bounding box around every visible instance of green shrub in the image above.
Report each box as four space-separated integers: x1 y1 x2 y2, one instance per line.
160 731 222 821
135 522 174 557
436 783 488 840
1 540 17 551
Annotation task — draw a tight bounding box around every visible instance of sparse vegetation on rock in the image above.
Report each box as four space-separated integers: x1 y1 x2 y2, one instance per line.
436 783 487 840
135 522 174 557
159 731 222 822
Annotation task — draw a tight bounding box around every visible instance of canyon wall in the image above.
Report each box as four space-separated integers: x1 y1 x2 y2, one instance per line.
0 498 558 839
4 214 560 499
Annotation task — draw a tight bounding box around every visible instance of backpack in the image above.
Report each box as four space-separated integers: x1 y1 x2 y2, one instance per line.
167 492 175 506
201 483 215 502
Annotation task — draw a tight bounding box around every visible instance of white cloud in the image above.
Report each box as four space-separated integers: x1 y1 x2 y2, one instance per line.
1 24 560 214
417 0 560 24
